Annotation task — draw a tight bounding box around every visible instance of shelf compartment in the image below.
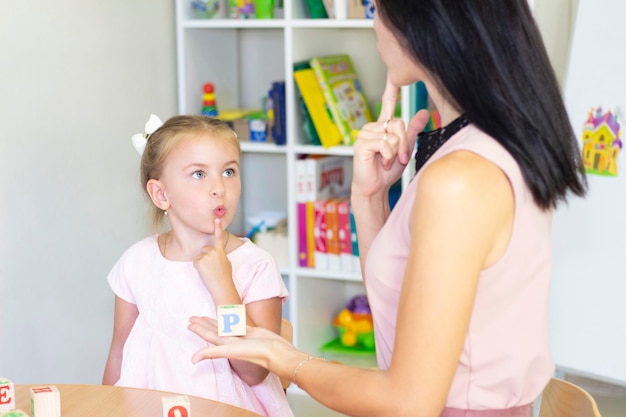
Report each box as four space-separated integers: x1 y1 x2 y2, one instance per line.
290 27 385 146
232 153 287 235
294 276 375 368
178 27 285 114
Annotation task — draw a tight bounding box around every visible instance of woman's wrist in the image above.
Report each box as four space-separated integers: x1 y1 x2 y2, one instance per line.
351 182 391 200
351 191 390 219
269 342 321 387
291 355 319 386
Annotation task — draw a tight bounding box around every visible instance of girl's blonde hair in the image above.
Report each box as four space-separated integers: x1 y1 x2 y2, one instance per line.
140 115 240 230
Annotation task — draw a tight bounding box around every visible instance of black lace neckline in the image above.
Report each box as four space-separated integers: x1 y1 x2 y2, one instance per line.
414 113 469 174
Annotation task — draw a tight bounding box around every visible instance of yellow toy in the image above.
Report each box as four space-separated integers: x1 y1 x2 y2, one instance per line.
332 295 375 351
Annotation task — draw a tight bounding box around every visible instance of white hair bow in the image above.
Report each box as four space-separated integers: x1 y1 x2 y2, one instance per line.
131 114 163 155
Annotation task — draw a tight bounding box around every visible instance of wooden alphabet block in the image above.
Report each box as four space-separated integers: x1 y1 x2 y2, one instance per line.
217 304 246 336
0 378 15 412
1 409 31 417
161 395 191 417
29 386 60 417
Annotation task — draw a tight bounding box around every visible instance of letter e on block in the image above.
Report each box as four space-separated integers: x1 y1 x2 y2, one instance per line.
161 395 191 417
217 304 246 336
29 386 60 417
1 409 31 417
0 377 15 412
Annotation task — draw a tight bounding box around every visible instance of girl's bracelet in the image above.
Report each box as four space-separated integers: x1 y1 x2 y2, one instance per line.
292 355 318 386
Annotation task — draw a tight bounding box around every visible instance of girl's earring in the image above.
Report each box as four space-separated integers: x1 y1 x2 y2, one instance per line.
164 210 168 216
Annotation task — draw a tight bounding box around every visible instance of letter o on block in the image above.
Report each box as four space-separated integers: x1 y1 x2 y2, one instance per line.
161 395 190 417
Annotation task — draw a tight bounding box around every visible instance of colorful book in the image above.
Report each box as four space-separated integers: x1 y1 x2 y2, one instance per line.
295 158 309 267
293 63 322 146
337 197 353 273
305 0 329 18
325 198 341 271
313 198 328 270
322 0 335 18
294 64 343 148
305 201 316 268
270 81 286 145
299 155 353 270
305 155 352 202
349 202 361 274
309 54 374 145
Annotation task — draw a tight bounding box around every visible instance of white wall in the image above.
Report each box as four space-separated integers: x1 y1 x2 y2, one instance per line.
551 0 626 384
0 0 177 383
534 0 579 87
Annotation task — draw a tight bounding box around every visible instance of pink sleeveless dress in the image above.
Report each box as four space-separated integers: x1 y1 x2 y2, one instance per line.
366 123 553 415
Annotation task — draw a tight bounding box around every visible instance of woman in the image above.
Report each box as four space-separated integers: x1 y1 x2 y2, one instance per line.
188 1 587 416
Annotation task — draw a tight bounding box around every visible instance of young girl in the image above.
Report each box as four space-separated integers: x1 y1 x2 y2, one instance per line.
102 115 293 417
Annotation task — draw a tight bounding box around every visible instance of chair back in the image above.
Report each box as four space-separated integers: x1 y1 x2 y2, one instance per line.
540 377 602 417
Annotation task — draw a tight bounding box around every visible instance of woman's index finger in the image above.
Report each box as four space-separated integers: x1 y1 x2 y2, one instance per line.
379 74 399 122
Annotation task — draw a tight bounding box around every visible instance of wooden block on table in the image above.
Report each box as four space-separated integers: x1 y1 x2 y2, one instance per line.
1 410 31 417
161 395 191 417
217 304 246 336
0 377 15 412
29 386 60 417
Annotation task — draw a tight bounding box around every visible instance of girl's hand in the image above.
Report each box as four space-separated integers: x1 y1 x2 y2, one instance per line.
194 218 234 297
351 75 430 198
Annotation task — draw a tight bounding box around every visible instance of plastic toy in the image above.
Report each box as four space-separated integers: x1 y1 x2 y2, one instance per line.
201 83 218 117
228 0 255 19
191 0 220 19
333 294 375 350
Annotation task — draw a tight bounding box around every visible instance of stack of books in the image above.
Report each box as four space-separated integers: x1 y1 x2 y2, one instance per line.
294 54 374 148
295 155 360 274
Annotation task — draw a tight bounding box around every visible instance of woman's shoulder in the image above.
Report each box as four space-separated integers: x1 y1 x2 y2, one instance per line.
445 124 518 172
416 126 514 216
418 124 519 192
420 149 510 203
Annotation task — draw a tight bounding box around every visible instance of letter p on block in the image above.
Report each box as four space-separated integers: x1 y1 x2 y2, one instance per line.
217 304 246 336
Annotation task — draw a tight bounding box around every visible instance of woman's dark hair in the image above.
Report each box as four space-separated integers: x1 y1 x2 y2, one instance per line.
376 0 587 209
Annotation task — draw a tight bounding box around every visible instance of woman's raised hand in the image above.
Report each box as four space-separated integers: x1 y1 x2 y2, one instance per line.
351 75 430 198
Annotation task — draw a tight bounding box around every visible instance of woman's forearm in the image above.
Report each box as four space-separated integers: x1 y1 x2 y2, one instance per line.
270 344 427 417
350 191 390 275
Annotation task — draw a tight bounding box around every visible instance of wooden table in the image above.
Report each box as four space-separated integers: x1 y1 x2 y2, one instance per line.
14 384 262 417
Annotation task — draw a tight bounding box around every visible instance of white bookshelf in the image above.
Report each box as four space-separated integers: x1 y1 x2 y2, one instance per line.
175 0 414 389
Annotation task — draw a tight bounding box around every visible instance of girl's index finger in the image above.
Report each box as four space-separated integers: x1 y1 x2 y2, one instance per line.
213 218 224 248
378 74 399 122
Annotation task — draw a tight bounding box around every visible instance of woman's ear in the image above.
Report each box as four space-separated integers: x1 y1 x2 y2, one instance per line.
147 179 169 211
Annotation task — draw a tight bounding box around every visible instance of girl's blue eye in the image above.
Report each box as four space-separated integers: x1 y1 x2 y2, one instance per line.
223 168 235 177
192 171 206 179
